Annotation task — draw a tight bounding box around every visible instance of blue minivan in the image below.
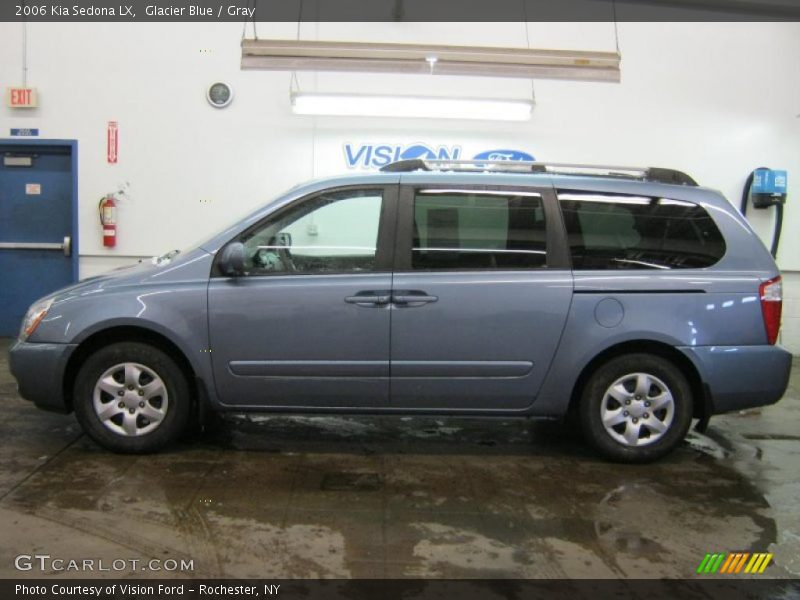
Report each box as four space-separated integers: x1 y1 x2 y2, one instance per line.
9 160 792 462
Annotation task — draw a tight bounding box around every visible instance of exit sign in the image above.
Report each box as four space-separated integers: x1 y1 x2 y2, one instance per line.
7 87 38 108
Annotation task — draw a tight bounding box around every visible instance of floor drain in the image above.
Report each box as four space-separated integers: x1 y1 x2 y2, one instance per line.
321 472 383 491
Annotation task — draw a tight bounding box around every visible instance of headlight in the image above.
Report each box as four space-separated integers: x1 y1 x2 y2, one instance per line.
19 298 54 341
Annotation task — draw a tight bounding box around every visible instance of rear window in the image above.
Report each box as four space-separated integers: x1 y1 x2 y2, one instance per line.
559 192 726 270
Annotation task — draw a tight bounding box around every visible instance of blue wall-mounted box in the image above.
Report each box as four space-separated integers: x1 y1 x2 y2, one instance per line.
753 168 787 194
752 168 787 207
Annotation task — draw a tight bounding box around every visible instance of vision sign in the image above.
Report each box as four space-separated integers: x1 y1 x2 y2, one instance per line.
343 142 534 169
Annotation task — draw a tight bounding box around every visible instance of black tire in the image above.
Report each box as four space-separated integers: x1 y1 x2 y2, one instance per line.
73 342 192 453
579 353 693 463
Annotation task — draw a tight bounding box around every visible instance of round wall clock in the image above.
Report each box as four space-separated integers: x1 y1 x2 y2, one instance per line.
206 82 234 108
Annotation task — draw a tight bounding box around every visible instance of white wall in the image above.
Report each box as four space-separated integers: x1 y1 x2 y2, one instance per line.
1 22 799 351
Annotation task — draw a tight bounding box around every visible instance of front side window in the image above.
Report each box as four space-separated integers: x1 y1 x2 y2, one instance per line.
559 192 726 270
240 189 383 275
412 190 547 270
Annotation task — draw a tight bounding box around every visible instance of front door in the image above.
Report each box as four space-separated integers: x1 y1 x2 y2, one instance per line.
0 142 76 336
208 185 397 408
390 184 573 410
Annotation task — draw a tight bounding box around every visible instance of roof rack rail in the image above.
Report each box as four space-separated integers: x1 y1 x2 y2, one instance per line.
380 159 698 187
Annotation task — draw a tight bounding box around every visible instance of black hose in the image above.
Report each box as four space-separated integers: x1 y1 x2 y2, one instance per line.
739 170 756 216
771 203 783 258
741 167 783 258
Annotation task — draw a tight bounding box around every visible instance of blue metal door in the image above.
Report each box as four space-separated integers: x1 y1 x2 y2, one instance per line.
0 142 76 336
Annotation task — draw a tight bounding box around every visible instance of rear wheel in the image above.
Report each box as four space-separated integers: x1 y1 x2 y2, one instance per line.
73 342 191 453
579 353 693 463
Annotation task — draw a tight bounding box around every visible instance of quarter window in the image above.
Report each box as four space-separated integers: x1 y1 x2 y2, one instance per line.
240 189 383 275
559 192 726 270
412 190 547 270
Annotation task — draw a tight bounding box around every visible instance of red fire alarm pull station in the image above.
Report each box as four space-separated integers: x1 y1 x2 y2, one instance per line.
7 87 38 108
107 121 118 164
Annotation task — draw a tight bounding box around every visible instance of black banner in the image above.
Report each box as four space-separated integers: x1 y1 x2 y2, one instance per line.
3 579 800 600
1 0 800 22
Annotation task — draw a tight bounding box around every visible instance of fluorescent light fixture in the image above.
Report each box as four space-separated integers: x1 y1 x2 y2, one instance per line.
291 93 533 121
243 39 621 83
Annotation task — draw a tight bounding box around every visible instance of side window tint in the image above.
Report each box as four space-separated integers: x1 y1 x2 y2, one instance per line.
412 191 547 270
559 192 726 270
241 189 383 275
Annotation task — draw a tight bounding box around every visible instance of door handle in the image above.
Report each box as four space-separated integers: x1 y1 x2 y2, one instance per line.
392 291 439 305
345 292 392 306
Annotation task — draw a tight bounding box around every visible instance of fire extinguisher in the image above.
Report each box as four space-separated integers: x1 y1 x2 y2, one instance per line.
99 195 117 248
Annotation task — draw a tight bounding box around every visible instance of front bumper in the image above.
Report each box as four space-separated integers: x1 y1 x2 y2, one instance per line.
8 339 78 413
679 344 792 414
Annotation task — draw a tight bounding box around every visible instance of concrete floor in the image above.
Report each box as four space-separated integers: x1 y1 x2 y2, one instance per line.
1 339 799 579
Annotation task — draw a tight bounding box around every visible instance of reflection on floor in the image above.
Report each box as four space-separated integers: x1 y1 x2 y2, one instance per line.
1 340 798 579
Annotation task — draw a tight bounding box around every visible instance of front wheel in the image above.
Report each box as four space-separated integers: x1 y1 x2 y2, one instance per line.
579 353 693 463
73 342 191 453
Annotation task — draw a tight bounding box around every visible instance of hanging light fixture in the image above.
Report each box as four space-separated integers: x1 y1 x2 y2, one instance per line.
244 39 621 83
290 92 534 121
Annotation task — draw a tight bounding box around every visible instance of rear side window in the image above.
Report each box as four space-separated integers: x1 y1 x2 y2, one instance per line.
413 190 547 270
559 192 726 270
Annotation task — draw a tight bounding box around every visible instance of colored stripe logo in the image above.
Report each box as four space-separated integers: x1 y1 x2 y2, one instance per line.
696 552 773 574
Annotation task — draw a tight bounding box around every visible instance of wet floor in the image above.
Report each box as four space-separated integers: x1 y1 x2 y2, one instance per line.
1 339 799 579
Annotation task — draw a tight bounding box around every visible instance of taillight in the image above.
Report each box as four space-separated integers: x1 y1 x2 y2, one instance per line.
759 275 782 345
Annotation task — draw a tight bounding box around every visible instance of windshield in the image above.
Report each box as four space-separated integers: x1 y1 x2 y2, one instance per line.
152 185 301 262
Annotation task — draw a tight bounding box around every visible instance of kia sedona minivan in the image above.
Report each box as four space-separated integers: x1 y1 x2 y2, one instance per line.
9 160 792 462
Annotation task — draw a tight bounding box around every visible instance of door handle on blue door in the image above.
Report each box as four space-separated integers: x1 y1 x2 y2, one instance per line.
392 291 439 306
344 292 392 306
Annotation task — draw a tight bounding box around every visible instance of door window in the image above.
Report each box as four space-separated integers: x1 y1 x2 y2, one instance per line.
412 190 547 270
239 189 384 275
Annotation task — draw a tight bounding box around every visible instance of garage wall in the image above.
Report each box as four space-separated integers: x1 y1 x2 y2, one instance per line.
1 21 799 352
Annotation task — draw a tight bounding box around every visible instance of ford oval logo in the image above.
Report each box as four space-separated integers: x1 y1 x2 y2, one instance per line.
473 149 535 162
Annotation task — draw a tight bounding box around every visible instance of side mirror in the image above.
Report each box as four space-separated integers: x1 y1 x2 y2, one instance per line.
218 242 246 276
